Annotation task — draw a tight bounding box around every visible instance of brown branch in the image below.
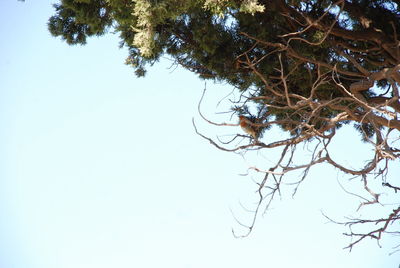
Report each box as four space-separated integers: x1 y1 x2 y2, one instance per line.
343 206 400 251
197 8 400 246
382 182 400 193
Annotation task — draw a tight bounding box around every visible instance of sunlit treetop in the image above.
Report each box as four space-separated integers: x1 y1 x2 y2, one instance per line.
49 0 400 138
48 0 400 250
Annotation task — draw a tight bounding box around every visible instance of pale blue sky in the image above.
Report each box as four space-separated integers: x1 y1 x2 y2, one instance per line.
0 1 399 268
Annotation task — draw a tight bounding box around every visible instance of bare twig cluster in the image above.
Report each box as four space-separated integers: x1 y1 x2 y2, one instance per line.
194 1 400 250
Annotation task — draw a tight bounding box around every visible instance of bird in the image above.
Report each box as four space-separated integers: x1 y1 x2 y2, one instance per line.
239 115 259 140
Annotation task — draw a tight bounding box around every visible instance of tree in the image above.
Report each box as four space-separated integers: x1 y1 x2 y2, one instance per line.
48 0 400 251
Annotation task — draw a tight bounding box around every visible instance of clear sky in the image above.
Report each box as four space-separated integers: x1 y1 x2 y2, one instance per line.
0 1 399 268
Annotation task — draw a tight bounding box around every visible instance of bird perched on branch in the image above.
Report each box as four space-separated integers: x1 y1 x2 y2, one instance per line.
239 115 259 140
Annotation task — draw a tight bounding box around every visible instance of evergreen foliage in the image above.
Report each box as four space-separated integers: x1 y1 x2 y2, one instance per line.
48 0 400 249
48 0 400 137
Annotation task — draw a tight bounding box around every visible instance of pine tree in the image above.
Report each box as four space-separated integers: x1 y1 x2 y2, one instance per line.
48 0 400 250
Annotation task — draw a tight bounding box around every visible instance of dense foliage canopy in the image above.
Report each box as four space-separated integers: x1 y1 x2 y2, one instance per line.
48 0 400 250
